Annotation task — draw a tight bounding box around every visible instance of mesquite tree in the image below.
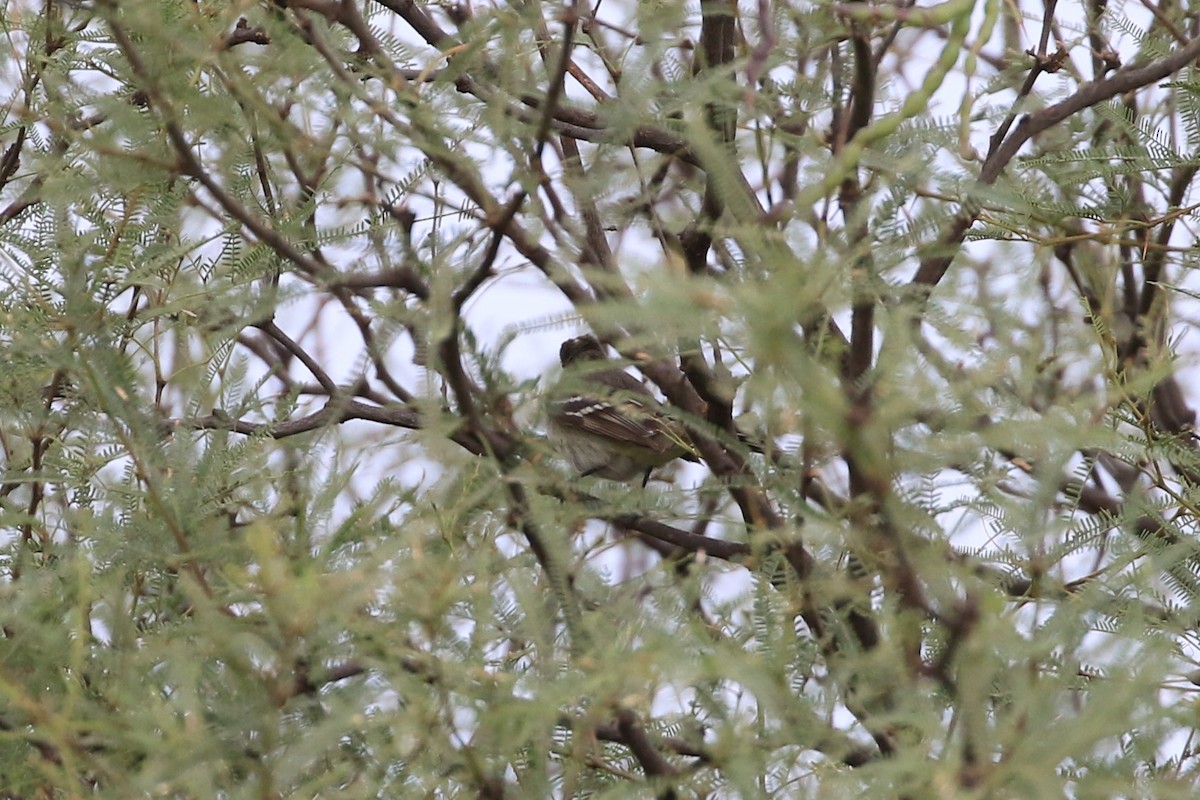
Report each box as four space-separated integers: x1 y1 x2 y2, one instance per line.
2 0 1200 796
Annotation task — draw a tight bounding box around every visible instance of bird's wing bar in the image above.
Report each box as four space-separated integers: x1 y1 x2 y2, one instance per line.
553 395 679 455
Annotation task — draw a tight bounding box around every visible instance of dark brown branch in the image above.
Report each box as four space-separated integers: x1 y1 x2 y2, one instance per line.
255 320 339 396
912 34 1200 289
984 0 1060 161
0 127 26 191
983 36 1200 179
612 514 751 561
325 267 431 298
105 18 333 282
616 709 681 779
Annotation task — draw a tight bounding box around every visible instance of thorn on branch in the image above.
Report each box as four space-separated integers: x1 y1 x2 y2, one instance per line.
1026 47 1070 73
222 18 271 49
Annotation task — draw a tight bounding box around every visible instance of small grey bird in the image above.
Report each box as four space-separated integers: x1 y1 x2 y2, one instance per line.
548 335 696 483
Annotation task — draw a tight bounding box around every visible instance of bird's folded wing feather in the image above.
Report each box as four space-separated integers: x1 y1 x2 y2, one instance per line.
554 395 679 453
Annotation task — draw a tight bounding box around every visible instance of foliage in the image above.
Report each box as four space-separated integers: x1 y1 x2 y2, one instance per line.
1 0 1200 796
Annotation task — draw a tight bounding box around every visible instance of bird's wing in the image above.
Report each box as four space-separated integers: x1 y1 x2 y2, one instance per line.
553 394 675 451
553 366 692 456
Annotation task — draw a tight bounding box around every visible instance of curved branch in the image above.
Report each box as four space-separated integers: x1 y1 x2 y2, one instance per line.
912 35 1200 289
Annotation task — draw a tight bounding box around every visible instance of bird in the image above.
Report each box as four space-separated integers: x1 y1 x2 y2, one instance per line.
547 335 696 484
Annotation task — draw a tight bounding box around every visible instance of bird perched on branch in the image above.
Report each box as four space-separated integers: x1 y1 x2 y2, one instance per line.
548 335 697 484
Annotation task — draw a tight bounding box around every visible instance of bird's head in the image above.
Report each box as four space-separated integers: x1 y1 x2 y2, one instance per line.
559 335 608 367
